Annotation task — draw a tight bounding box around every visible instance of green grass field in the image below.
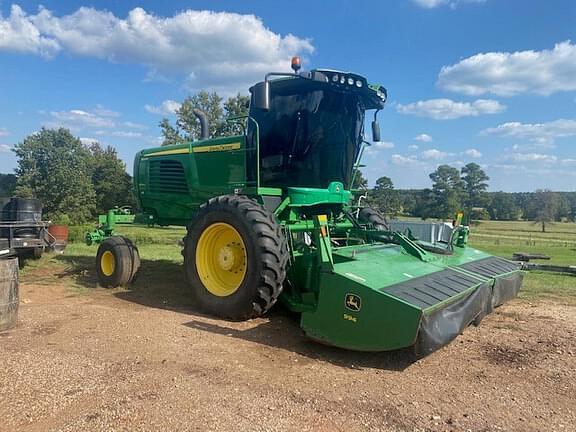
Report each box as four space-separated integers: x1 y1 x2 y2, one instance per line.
467 220 576 304
22 220 575 305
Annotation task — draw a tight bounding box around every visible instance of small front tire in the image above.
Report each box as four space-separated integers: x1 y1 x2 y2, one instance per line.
96 236 140 288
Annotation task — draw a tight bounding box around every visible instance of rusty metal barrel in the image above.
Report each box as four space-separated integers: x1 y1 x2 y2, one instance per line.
0 258 19 331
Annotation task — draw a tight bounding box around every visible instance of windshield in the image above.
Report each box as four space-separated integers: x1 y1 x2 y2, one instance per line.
249 84 365 189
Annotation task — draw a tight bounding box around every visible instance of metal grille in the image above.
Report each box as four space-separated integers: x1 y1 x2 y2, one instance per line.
149 159 188 194
459 256 521 279
380 269 481 309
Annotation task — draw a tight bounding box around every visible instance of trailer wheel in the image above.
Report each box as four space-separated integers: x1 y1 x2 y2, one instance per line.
359 207 389 230
31 247 43 260
183 195 288 320
96 236 140 288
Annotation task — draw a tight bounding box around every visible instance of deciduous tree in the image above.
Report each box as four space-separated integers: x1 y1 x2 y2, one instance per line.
429 164 464 219
13 128 96 222
371 176 401 216
531 189 559 232
87 142 135 214
160 91 250 145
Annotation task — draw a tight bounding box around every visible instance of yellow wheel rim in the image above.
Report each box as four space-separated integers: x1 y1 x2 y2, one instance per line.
101 250 115 277
196 222 247 297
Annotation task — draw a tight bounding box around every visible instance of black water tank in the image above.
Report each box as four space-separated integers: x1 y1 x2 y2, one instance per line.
1 200 12 238
5 198 43 238
1 200 11 221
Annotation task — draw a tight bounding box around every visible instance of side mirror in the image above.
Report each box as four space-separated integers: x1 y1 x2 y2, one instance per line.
253 81 270 110
371 120 381 142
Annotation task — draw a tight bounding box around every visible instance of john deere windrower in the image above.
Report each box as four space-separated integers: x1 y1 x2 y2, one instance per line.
95 57 523 355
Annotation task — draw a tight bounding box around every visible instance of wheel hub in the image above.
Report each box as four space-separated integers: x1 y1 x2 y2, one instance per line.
217 243 244 272
196 222 247 297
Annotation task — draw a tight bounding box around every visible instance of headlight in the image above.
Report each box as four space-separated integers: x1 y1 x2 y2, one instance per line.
332 74 339 82
356 80 362 87
347 77 354 85
340 76 346 84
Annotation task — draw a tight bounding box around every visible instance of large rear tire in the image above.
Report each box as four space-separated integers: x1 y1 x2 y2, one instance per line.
183 195 288 320
359 206 389 230
96 236 140 287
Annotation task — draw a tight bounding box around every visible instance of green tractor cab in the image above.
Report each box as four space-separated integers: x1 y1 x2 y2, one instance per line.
95 59 523 356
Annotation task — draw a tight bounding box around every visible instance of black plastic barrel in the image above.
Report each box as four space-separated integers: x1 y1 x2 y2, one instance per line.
0 200 11 238
6 198 42 238
0 199 10 221
0 258 19 331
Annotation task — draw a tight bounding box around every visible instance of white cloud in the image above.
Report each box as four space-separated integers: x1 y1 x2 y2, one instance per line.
505 153 558 163
397 98 505 120
408 144 419 150
464 148 482 158
46 109 115 130
0 128 9 137
0 144 12 153
482 118 576 147
391 154 420 166
0 5 314 93
414 133 433 142
123 121 148 130
411 0 486 8
373 141 395 150
0 5 60 56
110 131 143 138
145 100 182 115
93 105 121 118
438 41 576 96
79 137 98 145
421 148 449 160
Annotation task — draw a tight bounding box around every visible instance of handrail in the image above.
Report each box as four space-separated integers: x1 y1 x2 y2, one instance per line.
247 116 261 190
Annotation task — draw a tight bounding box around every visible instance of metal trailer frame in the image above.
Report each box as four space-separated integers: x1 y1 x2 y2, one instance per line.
0 221 56 258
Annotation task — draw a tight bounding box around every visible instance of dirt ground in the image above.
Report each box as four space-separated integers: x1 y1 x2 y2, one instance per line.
1 264 575 432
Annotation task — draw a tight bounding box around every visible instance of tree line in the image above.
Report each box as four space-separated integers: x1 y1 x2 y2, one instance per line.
359 164 575 231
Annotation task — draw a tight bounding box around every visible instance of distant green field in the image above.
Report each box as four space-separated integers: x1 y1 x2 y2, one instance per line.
469 220 575 304
469 220 576 266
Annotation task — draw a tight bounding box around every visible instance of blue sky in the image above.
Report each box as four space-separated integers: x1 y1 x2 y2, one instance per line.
0 0 575 191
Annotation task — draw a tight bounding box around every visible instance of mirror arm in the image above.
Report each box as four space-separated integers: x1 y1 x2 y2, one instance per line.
371 110 382 143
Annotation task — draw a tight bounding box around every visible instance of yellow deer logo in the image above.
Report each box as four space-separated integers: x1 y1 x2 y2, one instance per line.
345 294 362 312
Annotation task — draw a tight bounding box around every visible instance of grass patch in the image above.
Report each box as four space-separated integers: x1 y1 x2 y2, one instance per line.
467 220 576 303
519 272 576 305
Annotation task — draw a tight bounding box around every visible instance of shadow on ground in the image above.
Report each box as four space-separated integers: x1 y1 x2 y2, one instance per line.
54 253 416 371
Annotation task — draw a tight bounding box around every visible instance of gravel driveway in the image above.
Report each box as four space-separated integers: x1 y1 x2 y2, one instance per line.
1 264 575 432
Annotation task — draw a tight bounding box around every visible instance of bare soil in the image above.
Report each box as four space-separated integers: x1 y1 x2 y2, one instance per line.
1 263 575 432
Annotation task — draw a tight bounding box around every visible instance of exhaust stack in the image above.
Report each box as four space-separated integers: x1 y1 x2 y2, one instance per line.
193 109 209 139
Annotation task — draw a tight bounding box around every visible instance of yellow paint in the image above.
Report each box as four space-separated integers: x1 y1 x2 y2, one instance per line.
196 222 247 297
192 143 241 153
343 314 357 323
146 142 241 157
146 147 189 157
317 214 328 223
100 250 115 276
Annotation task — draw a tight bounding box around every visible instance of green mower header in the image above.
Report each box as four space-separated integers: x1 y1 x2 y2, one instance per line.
94 57 523 356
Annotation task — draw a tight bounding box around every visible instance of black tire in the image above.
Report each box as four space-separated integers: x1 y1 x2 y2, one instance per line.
183 195 289 320
31 247 43 259
359 207 389 230
96 236 140 288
